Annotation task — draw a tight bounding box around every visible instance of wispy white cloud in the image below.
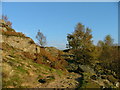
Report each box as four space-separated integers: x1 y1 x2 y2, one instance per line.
47 41 67 50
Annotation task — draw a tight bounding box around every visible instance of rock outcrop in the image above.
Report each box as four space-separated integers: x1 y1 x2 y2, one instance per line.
2 35 40 54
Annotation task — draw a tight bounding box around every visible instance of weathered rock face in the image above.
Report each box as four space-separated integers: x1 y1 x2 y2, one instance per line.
0 20 40 54
2 35 40 54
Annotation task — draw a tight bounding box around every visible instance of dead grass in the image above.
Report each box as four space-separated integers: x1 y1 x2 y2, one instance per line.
40 48 56 62
22 52 35 60
39 48 68 70
2 30 26 37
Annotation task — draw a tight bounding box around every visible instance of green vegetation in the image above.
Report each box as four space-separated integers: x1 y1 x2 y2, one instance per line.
81 81 100 88
1 17 119 88
2 41 70 88
16 66 28 73
66 23 119 88
67 23 94 64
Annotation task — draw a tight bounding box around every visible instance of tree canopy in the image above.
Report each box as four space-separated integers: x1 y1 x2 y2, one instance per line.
67 23 94 64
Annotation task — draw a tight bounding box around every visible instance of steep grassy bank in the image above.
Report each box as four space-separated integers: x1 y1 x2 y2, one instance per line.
2 42 81 88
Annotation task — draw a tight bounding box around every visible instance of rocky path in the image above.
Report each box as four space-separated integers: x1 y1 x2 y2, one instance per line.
38 72 81 88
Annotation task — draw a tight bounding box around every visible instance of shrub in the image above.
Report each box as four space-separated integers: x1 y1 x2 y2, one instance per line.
40 48 56 62
34 53 43 64
34 48 68 70
22 52 35 60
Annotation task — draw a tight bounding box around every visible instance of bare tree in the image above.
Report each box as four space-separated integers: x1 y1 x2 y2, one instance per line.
2 15 12 27
36 30 46 47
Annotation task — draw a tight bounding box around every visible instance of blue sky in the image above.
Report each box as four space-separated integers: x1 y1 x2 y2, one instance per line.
2 2 118 49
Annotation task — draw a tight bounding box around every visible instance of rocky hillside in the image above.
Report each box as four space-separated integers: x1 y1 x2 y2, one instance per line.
1 22 68 70
2 42 81 88
1 19 120 89
1 20 82 88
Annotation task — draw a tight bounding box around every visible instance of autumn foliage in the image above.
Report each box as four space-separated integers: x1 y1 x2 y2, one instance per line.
32 47 68 70
67 23 94 64
2 30 26 37
67 23 119 80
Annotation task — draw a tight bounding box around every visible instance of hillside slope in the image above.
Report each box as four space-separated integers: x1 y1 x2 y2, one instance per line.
1 19 119 89
1 20 81 88
2 43 81 88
